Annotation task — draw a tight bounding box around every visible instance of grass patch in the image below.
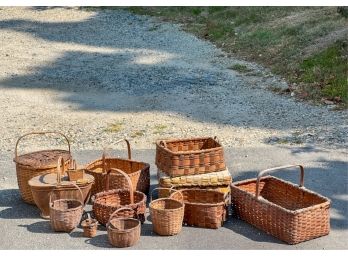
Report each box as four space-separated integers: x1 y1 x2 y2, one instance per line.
153 124 168 134
229 64 252 73
104 122 123 133
131 130 146 138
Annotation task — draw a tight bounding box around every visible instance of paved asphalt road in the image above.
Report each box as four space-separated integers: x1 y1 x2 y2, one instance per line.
0 145 347 250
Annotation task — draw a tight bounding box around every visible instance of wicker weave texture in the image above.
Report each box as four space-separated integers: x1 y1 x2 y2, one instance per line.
171 189 227 229
230 165 331 244
155 137 226 177
81 219 98 238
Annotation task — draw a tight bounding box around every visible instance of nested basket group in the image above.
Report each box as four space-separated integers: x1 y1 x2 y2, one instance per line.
85 139 150 196
107 207 141 248
171 189 227 229
93 168 147 225
13 132 72 204
49 182 84 232
155 137 226 177
149 188 184 236
230 165 331 244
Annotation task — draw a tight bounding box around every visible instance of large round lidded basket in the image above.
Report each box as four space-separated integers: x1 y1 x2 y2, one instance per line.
92 168 147 225
13 131 72 204
149 188 184 236
107 207 141 248
85 139 150 196
29 157 94 219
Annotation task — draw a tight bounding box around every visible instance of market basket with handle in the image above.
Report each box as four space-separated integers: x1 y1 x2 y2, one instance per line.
107 207 141 248
85 139 150 196
81 212 98 238
155 137 226 177
170 188 227 229
13 131 72 204
92 168 147 225
49 181 84 232
230 164 331 244
149 188 184 236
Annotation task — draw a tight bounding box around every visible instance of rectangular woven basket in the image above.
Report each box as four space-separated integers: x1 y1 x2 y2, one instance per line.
230 165 330 244
155 137 226 177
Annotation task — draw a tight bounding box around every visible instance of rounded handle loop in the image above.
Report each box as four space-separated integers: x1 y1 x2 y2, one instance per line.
15 131 71 159
105 168 134 204
68 159 77 170
159 140 167 148
101 138 132 172
49 181 84 207
108 207 135 223
150 187 184 203
255 164 304 199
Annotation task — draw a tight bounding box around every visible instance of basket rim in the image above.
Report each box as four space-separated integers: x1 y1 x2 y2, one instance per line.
28 173 94 188
107 218 140 233
172 189 226 207
13 149 71 169
93 189 147 207
231 175 331 214
156 137 223 155
149 198 184 211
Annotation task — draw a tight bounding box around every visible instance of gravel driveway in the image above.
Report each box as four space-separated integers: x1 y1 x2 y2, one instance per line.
0 7 347 250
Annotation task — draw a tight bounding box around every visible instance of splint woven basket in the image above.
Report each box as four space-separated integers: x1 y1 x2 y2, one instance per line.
230 165 330 244
155 137 226 177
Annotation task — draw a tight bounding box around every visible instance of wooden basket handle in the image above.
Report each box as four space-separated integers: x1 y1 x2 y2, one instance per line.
68 159 77 170
105 168 134 204
108 207 135 223
56 156 65 185
159 140 167 148
255 164 304 199
101 139 131 172
150 187 183 203
49 181 84 206
15 131 71 159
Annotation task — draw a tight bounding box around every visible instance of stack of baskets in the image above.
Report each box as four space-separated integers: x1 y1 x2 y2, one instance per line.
155 137 231 229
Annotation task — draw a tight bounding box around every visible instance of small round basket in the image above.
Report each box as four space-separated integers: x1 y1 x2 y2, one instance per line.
149 188 184 236
107 207 141 248
81 213 98 238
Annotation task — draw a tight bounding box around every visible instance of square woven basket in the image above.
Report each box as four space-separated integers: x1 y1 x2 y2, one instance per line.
230 165 330 244
155 137 226 177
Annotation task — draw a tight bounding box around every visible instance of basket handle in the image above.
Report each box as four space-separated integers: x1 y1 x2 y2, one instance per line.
49 181 84 206
255 164 304 199
150 187 184 203
56 156 65 185
105 168 134 204
108 207 135 223
14 131 71 159
159 140 167 148
101 139 132 172
68 159 77 170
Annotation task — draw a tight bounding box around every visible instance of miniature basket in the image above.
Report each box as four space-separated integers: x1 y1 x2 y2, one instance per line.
13 131 72 204
157 168 232 188
92 168 147 225
155 137 226 177
107 207 141 248
230 165 331 244
85 139 150 196
81 212 98 238
67 160 85 181
49 181 84 232
149 188 184 236
171 189 227 229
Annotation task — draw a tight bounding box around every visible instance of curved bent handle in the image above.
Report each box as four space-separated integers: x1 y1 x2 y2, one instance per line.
159 140 167 148
150 187 183 203
49 181 84 206
15 131 71 159
101 139 132 172
106 168 134 204
255 164 304 199
108 207 135 223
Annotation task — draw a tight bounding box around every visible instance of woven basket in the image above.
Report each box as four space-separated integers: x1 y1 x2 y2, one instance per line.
149 188 184 236
171 189 227 229
158 168 232 188
81 212 98 238
155 137 226 177
230 165 331 244
85 139 150 196
49 181 84 232
13 131 72 204
107 207 141 248
67 160 85 181
29 157 94 219
92 168 147 225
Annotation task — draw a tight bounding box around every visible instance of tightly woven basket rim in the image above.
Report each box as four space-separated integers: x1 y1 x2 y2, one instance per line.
156 137 223 155
175 188 226 207
85 157 150 174
231 175 331 214
108 218 140 234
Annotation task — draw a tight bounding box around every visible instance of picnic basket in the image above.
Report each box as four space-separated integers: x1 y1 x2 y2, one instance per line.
49 182 84 232
13 131 72 204
29 157 94 219
81 212 98 238
230 165 331 244
107 207 141 248
92 168 147 225
155 137 226 177
149 188 184 236
85 139 150 196
171 189 227 229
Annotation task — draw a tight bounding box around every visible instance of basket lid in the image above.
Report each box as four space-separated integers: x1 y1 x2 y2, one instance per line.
28 172 94 188
14 149 71 169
